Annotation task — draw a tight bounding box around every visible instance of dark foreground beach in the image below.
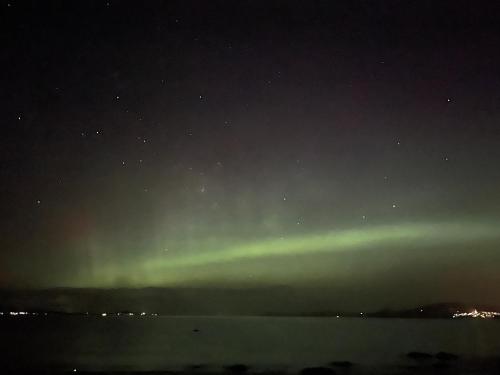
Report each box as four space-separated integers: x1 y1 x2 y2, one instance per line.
5 353 500 375
5 362 500 375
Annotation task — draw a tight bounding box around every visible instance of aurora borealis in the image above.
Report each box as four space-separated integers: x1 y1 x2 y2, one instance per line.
2 1 500 309
84 221 500 289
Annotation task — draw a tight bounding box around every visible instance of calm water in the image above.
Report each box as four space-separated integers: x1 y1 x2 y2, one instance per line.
1 316 500 371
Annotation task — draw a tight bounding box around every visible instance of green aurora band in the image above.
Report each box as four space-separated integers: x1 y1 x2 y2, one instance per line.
82 220 500 287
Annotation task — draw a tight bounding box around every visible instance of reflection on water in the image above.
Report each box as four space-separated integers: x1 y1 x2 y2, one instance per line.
1 316 500 372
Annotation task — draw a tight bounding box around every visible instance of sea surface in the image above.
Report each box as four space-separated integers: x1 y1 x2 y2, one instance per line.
1 316 500 372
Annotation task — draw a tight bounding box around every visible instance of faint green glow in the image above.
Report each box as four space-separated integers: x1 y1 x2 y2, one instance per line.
144 221 499 269
80 220 500 287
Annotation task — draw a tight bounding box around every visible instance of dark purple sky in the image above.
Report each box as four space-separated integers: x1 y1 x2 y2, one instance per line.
1 1 500 309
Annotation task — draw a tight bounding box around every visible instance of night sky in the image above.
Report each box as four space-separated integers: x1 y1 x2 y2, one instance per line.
2 1 500 308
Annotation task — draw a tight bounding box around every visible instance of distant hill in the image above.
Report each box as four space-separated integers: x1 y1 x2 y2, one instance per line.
0 286 310 315
367 303 500 319
0 288 498 318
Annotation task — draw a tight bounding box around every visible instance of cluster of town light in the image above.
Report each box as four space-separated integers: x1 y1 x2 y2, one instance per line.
452 309 500 319
1 311 46 316
100 312 158 317
1 311 158 317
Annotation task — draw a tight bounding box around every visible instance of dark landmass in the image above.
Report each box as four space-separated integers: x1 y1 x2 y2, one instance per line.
0 286 307 316
367 302 500 319
0 288 498 319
